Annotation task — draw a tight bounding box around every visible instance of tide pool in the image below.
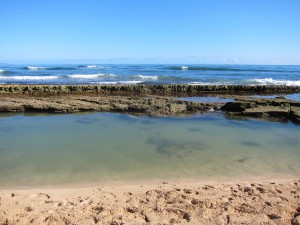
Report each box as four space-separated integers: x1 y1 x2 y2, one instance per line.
0 112 299 188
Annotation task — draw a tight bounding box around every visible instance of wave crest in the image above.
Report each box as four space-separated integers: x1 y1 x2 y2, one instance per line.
67 73 116 79
86 65 111 69
252 78 300 86
91 81 143 85
26 66 46 70
0 76 58 80
131 75 158 80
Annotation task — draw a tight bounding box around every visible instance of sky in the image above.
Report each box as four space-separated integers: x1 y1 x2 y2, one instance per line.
1 0 300 64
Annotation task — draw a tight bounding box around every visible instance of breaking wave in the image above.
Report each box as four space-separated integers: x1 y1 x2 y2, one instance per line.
169 66 244 71
168 66 299 73
87 65 111 69
188 81 233 85
67 74 117 79
25 66 76 70
77 65 111 69
130 75 158 80
26 66 46 70
251 78 300 86
91 81 143 85
0 76 59 80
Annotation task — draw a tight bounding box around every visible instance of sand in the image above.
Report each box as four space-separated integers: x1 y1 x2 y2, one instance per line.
1 179 300 225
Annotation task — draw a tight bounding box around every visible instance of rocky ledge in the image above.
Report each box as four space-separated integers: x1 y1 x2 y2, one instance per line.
0 94 300 124
0 95 221 116
0 84 300 123
0 84 300 95
222 97 300 124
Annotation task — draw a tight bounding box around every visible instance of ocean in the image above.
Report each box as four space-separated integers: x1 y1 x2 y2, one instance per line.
0 64 300 86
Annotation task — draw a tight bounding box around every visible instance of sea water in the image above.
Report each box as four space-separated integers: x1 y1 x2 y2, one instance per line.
0 112 299 188
0 64 300 86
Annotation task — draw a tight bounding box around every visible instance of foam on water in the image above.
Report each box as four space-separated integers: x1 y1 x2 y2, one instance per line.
26 66 46 70
188 81 233 85
181 66 189 70
67 74 104 79
91 81 143 85
0 69 5 73
132 75 158 80
86 65 111 69
87 65 98 68
0 76 59 80
67 73 117 79
252 78 300 86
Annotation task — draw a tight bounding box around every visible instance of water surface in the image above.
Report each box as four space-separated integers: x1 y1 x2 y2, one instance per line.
0 64 300 85
0 113 299 187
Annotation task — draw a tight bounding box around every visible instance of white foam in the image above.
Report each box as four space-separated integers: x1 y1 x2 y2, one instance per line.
134 75 158 80
253 78 300 86
0 69 5 73
87 65 98 68
92 81 143 85
86 65 111 69
188 82 217 85
120 81 143 84
67 73 116 79
188 81 233 85
90 81 117 85
181 66 189 70
0 76 58 80
68 74 103 79
26 66 46 70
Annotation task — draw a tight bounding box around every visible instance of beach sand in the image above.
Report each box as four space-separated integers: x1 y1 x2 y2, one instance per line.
1 179 300 225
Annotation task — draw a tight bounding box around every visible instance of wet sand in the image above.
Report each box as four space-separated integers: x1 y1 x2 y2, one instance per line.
0 179 300 225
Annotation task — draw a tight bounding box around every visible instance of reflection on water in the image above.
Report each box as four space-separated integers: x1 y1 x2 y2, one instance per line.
0 112 299 187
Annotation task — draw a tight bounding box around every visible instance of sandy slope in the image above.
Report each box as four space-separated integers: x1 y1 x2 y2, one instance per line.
1 179 300 225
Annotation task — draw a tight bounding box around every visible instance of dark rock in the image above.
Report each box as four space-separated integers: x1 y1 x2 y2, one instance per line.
222 97 300 124
0 95 216 116
221 101 256 112
0 84 300 95
290 107 300 123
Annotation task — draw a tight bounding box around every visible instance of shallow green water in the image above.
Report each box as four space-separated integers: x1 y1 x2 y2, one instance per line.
0 112 299 187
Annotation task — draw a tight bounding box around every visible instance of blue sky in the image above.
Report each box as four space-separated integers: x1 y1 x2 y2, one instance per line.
1 0 300 64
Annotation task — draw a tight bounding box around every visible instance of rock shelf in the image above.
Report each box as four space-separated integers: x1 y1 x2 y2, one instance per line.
0 85 299 123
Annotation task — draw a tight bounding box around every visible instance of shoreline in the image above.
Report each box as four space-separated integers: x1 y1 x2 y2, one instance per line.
1 173 298 191
1 178 299 224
